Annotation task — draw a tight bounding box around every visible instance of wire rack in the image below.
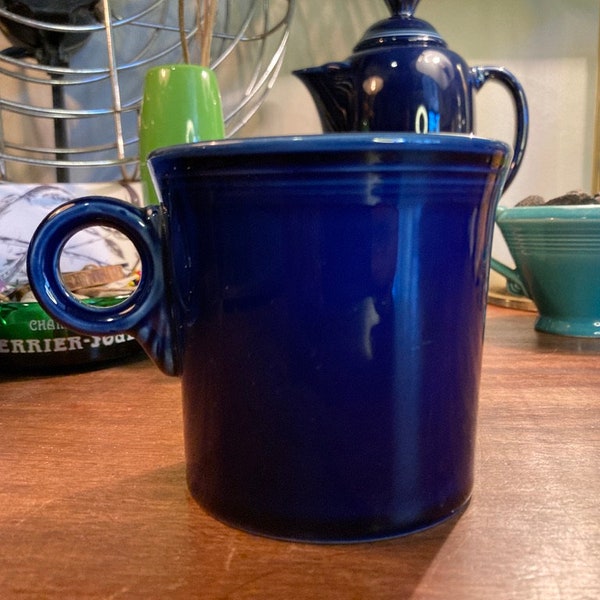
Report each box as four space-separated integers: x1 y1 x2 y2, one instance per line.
0 0 295 183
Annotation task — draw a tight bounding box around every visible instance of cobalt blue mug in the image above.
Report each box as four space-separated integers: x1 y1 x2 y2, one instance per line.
27 133 511 542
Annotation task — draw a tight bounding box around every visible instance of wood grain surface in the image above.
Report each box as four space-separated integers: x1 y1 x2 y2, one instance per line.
1 305 598 599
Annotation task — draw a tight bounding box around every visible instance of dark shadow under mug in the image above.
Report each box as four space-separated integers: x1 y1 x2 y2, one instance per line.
27 133 512 543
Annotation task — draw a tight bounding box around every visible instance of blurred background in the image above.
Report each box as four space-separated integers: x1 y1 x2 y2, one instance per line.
240 0 599 264
1 0 598 265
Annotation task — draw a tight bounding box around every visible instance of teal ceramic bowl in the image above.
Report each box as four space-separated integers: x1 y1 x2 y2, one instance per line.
493 205 600 337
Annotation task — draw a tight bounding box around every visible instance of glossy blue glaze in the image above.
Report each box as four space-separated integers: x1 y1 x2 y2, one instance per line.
27 133 511 542
295 46 472 135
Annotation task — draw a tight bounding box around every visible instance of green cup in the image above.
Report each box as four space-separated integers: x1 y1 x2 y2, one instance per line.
491 205 600 337
139 64 225 204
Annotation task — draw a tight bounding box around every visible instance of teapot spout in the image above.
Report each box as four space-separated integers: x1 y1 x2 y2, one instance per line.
293 62 356 132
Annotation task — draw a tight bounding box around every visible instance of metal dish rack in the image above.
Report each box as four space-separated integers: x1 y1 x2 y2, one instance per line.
0 0 295 183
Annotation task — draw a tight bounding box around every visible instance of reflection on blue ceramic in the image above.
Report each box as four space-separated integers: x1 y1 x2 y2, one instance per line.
28 133 511 543
293 0 528 188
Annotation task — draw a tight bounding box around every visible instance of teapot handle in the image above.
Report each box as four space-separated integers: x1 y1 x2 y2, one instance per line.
471 66 529 190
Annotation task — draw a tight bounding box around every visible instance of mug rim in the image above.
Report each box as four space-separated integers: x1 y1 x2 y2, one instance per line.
148 132 511 162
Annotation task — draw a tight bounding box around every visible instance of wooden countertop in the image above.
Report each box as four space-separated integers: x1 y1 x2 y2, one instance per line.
1 305 598 599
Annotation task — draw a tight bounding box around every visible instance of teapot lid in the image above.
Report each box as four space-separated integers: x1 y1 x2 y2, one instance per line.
354 0 445 51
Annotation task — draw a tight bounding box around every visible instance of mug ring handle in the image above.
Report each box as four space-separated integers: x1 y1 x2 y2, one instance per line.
27 196 164 336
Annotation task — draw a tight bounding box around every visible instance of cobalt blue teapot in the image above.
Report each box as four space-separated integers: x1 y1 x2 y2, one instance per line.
293 0 528 187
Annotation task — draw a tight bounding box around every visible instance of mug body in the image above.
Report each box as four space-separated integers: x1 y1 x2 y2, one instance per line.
150 133 510 542
496 205 600 337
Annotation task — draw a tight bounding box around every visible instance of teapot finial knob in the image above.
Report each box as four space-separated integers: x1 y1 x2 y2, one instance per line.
384 0 421 18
